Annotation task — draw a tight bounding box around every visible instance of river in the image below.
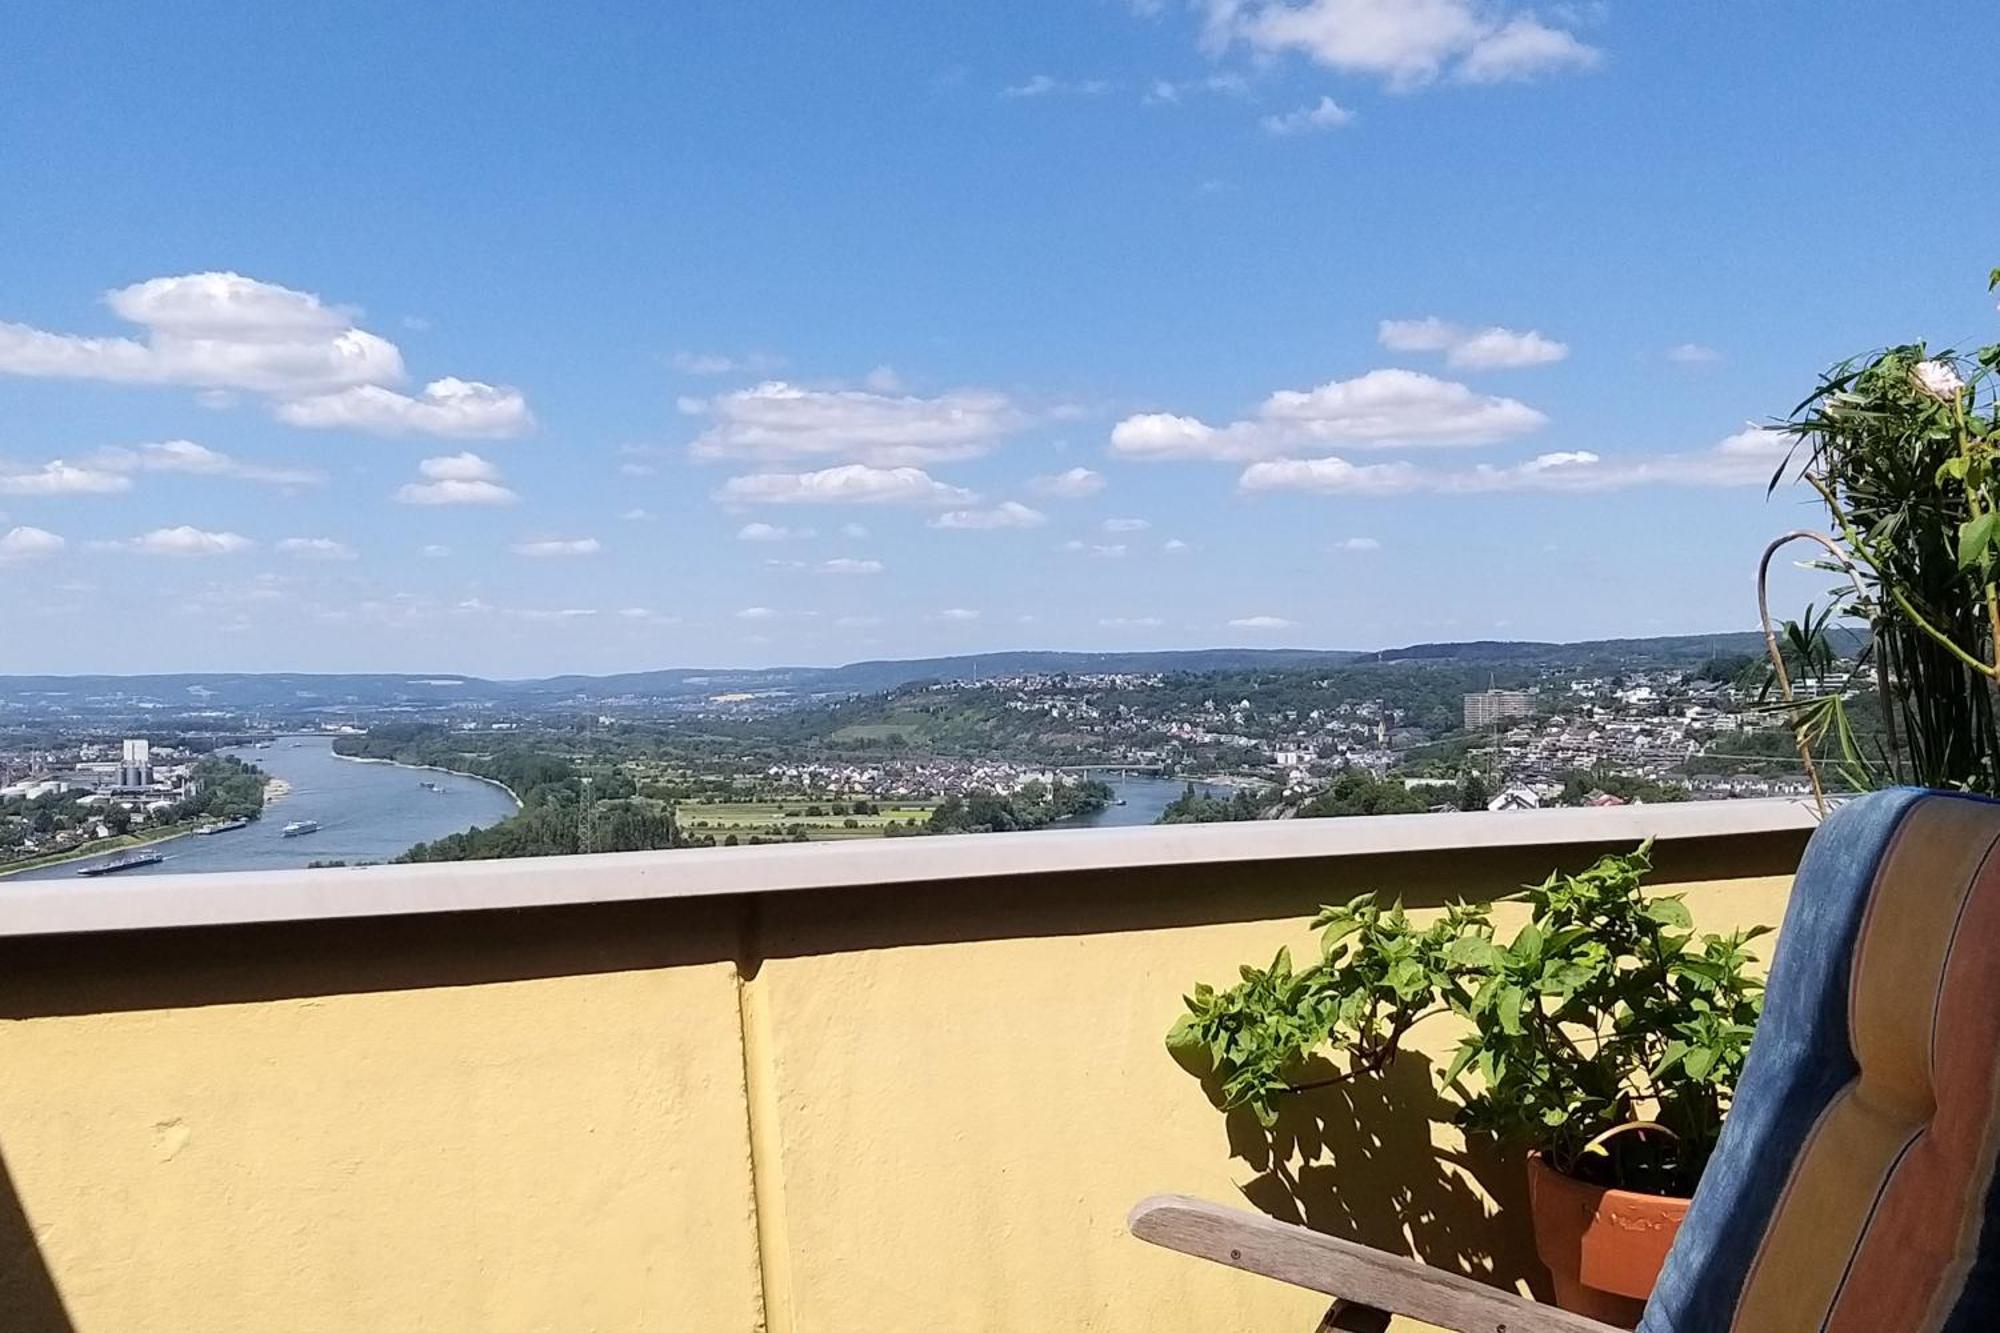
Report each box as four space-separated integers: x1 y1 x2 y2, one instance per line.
11 755 1223 883
8 736 521 881
1064 773 1235 828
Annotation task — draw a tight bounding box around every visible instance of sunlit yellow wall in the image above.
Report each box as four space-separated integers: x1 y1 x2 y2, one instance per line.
0 834 1800 1333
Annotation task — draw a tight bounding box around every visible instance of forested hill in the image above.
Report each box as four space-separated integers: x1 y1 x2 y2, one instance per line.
0 631 1807 716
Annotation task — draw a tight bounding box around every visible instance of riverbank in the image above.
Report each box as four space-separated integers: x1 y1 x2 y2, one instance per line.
264 777 293 805
328 749 523 810
0 822 199 880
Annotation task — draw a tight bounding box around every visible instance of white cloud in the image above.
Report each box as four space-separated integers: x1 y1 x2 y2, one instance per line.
1230 614 1297 630
392 482 517 507
1064 540 1130 558
736 606 781 620
1260 95 1354 135
1238 428 1794 496
276 536 356 560
929 500 1048 530
1002 74 1113 98
0 272 528 437
103 526 255 556
1455 15 1602 84
1210 0 1600 90
1029 466 1106 499
1144 72 1252 104
687 380 1022 466
1378 318 1568 368
0 526 65 563
1667 343 1722 366
86 439 323 486
0 460 133 496
932 607 981 622
278 377 532 439
1111 368 1546 461
1102 516 1151 532
419 544 452 558
0 272 398 394
839 522 870 539
621 507 655 521
1162 537 1193 553
672 350 784 376
394 452 519 506
617 606 680 624
511 537 602 557
738 522 813 541
1100 616 1166 628
1334 536 1382 551
818 557 885 576
718 463 976 507
1237 457 1424 494
863 365 906 394
419 451 500 482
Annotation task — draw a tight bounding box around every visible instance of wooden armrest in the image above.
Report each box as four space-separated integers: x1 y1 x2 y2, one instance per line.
1128 1194 1621 1333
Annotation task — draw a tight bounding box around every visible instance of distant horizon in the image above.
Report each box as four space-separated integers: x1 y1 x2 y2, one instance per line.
0 627 1779 685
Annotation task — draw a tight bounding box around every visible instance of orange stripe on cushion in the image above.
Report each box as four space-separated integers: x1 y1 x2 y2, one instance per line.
1732 797 2000 1332
1824 819 2000 1332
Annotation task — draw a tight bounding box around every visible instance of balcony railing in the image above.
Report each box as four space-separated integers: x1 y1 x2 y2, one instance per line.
0 801 1814 1332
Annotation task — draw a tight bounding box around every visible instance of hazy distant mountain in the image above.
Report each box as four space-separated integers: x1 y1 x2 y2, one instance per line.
0 632 1817 718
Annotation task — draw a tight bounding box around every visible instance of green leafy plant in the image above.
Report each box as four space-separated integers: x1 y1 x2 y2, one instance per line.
1167 843 1768 1195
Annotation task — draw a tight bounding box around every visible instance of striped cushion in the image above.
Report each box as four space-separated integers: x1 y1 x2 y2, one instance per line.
1640 789 2000 1333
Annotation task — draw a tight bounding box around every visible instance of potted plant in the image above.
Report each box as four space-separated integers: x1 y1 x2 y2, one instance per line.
1759 268 2000 804
1167 842 1768 1326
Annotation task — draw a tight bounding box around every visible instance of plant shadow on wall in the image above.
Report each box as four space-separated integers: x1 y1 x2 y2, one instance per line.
1761 268 2000 805
1166 844 1767 1292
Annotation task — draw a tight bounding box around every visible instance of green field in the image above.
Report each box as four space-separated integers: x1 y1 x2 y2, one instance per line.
675 800 936 841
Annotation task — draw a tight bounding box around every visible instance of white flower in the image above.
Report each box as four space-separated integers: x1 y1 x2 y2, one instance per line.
1914 359 1967 400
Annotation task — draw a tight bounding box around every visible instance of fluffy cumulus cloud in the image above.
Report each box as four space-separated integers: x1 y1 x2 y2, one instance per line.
718 463 976 507
276 536 356 560
1377 318 1568 368
818 557 885 575
0 525 65 562
1030 466 1106 499
1111 368 1546 461
1238 428 1794 496
277 377 531 439
100 526 256 556
0 459 132 496
1260 95 1354 135
394 452 520 506
1206 0 1601 90
687 381 1022 467
0 272 531 438
511 537 602 558
929 500 1048 530
1230 615 1297 630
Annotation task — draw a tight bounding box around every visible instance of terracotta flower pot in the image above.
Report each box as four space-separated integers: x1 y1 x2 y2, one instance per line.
1525 1152 1690 1328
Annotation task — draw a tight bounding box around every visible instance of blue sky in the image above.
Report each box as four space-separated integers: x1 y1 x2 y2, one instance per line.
2 2 1994 675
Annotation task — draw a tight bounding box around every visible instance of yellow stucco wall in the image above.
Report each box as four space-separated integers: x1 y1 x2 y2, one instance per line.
0 834 1800 1333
